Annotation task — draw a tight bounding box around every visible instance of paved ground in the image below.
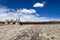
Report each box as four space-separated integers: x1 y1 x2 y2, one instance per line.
0 24 60 40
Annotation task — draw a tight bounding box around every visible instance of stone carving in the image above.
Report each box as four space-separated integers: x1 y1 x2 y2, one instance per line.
10 19 14 24
15 18 20 24
5 19 10 24
5 18 20 24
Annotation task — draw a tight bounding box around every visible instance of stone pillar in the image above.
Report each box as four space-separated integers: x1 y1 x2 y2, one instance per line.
10 19 14 24
15 18 20 24
5 19 9 24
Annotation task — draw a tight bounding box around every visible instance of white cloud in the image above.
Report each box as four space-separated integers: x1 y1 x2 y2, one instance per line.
33 2 44 8
0 7 39 21
18 8 36 14
0 7 60 22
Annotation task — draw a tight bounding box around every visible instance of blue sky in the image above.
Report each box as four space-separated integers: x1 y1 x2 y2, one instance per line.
0 0 60 21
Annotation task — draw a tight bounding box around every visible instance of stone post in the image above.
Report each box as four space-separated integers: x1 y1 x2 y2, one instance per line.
10 19 14 24
5 19 9 24
15 18 20 24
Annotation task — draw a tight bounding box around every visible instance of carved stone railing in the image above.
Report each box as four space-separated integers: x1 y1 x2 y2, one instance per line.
5 18 20 24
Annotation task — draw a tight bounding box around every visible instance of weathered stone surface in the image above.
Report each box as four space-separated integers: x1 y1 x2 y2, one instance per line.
0 24 60 40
